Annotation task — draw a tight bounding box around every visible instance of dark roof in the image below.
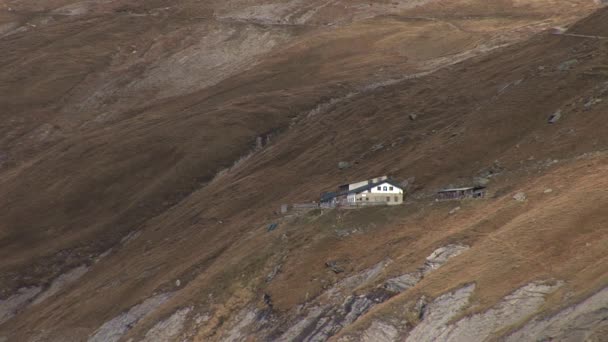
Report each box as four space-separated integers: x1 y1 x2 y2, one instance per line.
438 186 486 193
348 179 403 194
320 192 338 202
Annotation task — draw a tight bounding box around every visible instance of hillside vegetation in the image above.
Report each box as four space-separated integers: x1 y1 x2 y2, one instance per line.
0 0 607 341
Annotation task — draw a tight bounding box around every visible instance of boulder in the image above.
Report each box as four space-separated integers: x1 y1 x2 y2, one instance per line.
338 161 351 170
513 192 527 202
558 59 578 71
326 261 345 274
384 273 422 293
548 110 562 124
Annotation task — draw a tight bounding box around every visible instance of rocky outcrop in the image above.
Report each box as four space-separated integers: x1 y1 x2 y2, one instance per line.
141 307 191 342
383 244 470 294
406 284 477 342
32 265 89 305
361 321 400 342
0 287 41 325
276 245 470 341
406 282 563 342
88 293 172 342
505 287 608 342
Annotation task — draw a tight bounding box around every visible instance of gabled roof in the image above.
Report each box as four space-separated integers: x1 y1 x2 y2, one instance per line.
348 179 403 194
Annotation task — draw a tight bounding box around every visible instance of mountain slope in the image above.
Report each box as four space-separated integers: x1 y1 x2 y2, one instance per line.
1 1 607 341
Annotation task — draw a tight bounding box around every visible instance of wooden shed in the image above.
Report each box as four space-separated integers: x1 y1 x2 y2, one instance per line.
437 186 486 201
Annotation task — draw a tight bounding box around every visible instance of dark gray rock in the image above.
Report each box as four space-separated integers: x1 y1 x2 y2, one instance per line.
548 110 562 124
326 261 345 274
338 161 351 170
384 273 422 293
558 59 578 71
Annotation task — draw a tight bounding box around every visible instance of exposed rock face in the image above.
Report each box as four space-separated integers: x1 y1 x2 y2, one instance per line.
383 244 469 294
433 282 562 341
141 307 192 342
0 287 41 325
275 245 470 341
32 265 89 305
421 245 469 275
277 260 389 341
505 287 608 342
88 293 172 342
406 284 477 342
361 321 400 342
222 308 259 342
384 273 421 293
406 282 563 342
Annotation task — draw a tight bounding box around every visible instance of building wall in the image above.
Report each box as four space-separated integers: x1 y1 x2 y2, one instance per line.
355 192 403 205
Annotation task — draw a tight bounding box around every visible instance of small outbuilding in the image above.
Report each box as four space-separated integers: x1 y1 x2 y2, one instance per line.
436 186 486 201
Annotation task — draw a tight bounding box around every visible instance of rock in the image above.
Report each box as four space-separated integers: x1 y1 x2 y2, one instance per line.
32 265 89 305
88 293 172 342
280 204 289 214
263 293 273 308
338 161 351 170
384 273 422 293
406 282 562 342
558 59 578 71
222 308 259 342
267 223 278 232
362 321 400 342
415 296 428 320
326 261 345 274
550 26 567 35
371 143 384 152
141 307 191 342
0 287 42 325
473 177 490 187
342 295 375 324
175 279 181 287
548 110 562 124
544 188 553 194
406 284 477 342
513 192 527 202
409 113 418 121
265 264 282 283
422 245 469 274
449 207 461 215
384 245 468 296
506 286 608 342
584 98 602 110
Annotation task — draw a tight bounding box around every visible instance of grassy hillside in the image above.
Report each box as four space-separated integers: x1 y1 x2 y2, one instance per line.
0 1 607 341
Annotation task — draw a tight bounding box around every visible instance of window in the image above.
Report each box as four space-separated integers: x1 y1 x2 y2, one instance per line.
394 196 399 202
366 197 369 201
386 197 391 202
377 186 381 191
383 186 388 191
389 187 394 191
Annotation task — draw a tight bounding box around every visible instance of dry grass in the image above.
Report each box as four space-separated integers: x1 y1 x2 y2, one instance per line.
0 0 607 340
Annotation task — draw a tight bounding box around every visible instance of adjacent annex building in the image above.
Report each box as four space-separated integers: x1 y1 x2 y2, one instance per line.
321 176 404 207
436 186 486 201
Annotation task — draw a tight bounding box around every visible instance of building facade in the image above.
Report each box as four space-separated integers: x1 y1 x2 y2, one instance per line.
322 176 404 207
